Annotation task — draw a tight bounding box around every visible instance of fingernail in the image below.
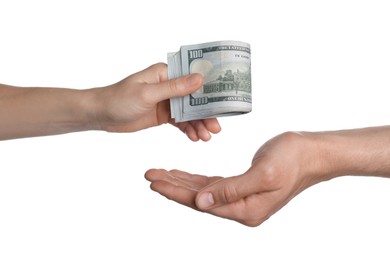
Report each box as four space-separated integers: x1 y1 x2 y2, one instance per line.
197 192 214 209
186 74 201 86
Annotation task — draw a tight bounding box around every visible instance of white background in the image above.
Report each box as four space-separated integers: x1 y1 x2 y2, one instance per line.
1 0 390 259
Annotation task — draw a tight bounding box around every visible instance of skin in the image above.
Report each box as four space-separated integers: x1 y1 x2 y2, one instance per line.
145 125 390 227
0 63 221 141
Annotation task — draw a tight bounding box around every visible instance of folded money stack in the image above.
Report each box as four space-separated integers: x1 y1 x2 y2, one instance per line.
168 40 252 122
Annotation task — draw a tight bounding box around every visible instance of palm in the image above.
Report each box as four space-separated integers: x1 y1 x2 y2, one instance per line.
144 169 275 226
145 169 222 210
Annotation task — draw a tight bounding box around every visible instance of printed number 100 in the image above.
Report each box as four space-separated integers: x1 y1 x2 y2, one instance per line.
189 50 203 59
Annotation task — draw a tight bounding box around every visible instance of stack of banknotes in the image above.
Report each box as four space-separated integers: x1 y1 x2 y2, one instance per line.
168 40 252 122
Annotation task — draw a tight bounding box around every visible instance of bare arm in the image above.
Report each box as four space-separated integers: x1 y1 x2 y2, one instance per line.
0 84 97 139
311 126 390 180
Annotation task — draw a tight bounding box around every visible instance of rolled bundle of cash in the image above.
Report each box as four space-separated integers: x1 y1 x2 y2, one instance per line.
168 40 252 122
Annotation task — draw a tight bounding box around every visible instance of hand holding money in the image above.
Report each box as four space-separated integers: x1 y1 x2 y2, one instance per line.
168 40 252 122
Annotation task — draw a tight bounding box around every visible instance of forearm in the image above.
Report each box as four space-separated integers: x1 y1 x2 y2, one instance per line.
308 126 390 181
0 84 99 140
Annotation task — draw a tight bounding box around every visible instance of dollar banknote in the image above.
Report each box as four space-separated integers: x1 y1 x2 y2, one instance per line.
168 40 251 122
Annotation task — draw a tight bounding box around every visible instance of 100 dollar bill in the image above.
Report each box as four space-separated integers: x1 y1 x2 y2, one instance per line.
168 40 251 122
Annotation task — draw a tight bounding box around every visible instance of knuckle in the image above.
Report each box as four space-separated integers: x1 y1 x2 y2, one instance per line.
219 184 239 204
148 62 167 72
153 62 167 68
144 62 167 82
167 78 180 94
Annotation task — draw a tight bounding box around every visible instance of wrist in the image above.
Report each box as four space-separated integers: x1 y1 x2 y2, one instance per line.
81 84 125 132
303 131 348 183
284 131 351 187
278 131 336 186
77 87 105 131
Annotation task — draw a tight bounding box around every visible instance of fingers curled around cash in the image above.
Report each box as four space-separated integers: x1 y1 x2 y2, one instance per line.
172 119 221 142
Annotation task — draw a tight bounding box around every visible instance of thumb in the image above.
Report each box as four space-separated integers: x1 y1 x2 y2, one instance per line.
195 170 261 210
152 73 203 103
